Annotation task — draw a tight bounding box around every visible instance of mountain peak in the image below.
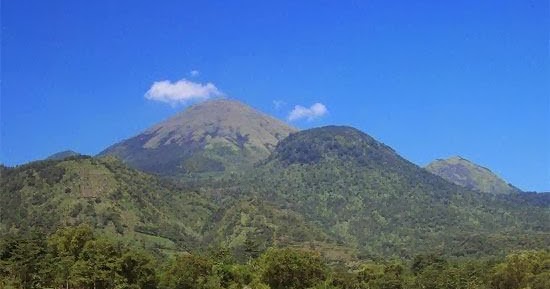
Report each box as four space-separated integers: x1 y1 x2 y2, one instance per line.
46 150 81 160
141 98 293 149
266 125 403 167
426 156 520 194
100 99 297 176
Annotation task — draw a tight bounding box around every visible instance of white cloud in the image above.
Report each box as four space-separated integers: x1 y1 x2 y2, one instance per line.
273 100 286 110
189 70 200 77
145 78 222 105
288 102 328 121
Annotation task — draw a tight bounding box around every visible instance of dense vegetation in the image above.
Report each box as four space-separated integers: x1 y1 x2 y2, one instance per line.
0 156 215 251
1 225 549 289
213 126 549 257
1 127 549 260
1 124 549 288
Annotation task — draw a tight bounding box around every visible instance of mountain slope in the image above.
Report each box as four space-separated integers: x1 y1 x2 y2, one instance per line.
426 156 520 194
231 126 549 257
99 99 297 176
2 126 548 259
46 150 81 160
0 156 215 250
0 156 321 256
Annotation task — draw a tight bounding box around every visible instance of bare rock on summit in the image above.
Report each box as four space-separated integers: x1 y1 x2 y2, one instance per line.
99 99 297 176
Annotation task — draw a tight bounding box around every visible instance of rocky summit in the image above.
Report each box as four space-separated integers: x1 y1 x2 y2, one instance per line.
99 99 297 176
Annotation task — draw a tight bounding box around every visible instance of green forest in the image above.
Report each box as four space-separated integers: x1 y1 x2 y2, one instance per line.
3 0 549 286
1 127 549 289
1 225 549 289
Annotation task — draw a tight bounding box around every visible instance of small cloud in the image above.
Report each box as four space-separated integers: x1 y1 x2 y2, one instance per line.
189 70 200 77
273 100 286 110
145 78 222 105
288 102 328 121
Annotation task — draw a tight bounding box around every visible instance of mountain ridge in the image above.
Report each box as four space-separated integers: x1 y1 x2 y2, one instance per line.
426 156 521 194
2 126 548 259
0 155 214 250
227 126 549 256
2 103 547 259
46 150 81 160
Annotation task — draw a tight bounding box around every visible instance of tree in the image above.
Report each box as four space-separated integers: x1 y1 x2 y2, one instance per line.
411 253 446 275
47 225 94 289
243 234 261 261
490 250 550 289
73 238 120 289
0 232 49 289
259 248 327 289
160 254 218 289
118 249 158 289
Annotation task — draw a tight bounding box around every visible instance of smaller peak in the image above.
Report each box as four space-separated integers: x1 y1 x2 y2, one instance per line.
268 125 398 166
444 156 492 172
287 126 379 145
46 150 81 161
426 156 520 194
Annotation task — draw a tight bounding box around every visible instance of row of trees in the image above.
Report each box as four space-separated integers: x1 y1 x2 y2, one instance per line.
0 226 156 289
1 225 549 289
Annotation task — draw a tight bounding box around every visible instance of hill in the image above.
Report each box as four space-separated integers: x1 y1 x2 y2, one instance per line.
426 156 521 194
2 126 548 260
227 126 550 257
0 156 327 257
0 156 214 251
45 150 81 160
99 99 297 176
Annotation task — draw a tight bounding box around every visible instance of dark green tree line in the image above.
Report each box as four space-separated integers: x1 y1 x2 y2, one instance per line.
1 225 549 289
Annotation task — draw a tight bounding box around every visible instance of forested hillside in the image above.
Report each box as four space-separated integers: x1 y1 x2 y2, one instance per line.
2 127 549 260
225 126 549 257
0 156 215 251
1 126 549 289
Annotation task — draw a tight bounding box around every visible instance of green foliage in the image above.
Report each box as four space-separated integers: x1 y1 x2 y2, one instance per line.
1 225 158 289
160 254 217 289
3 126 549 260
258 248 327 289
1 227 549 289
233 126 550 257
489 250 550 289
118 250 158 289
0 156 215 251
0 231 49 289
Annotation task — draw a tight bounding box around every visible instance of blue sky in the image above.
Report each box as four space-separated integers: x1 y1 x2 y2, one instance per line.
1 0 549 191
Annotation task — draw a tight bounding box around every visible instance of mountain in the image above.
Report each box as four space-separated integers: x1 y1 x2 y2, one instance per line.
0 156 215 251
425 156 521 194
46 150 81 160
2 126 548 260
0 156 322 256
225 126 549 257
99 99 297 176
